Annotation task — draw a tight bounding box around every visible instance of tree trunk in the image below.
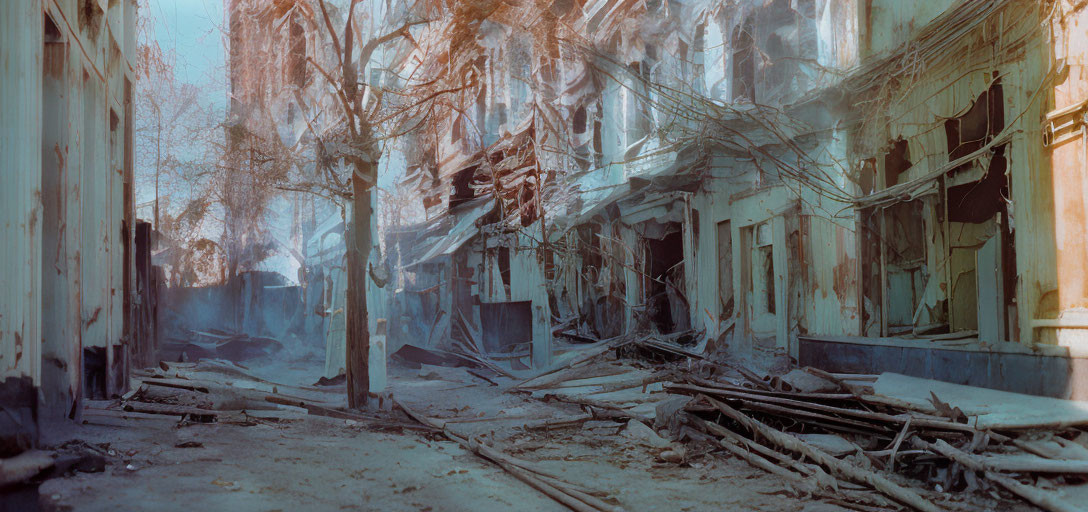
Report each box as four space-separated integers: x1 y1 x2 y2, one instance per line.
345 169 373 408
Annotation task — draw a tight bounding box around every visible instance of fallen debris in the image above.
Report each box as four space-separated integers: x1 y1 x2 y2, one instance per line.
869 373 1088 430
621 420 672 450
693 394 942 512
395 399 625 512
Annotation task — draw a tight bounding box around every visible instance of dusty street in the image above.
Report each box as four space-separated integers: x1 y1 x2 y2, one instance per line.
9 2 1088 510
35 357 821 512
25 340 1043 512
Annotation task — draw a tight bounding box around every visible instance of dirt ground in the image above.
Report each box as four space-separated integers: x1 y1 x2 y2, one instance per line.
32 352 856 512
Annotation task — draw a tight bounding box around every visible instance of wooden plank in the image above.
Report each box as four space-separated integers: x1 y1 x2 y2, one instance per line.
914 439 1081 512
122 401 218 421
699 395 942 512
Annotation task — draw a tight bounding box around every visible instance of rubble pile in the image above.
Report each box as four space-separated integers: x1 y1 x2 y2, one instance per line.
493 330 1088 511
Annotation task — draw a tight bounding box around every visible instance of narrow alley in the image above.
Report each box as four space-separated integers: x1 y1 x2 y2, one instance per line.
5 1 1088 511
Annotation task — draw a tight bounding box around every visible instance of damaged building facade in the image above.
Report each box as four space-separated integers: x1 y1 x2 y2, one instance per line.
389 0 1088 400
0 0 141 450
803 0 1088 398
392 0 860 372
10 1 1088 509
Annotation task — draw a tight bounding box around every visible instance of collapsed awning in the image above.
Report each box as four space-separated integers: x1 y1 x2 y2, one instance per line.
402 198 496 269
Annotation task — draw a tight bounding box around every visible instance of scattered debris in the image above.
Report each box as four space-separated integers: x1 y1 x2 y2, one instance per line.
395 400 625 512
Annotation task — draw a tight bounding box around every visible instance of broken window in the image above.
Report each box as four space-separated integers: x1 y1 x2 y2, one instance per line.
941 76 1014 339
946 145 1008 224
858 77 1014 339
701 16 727 100
861 199 941 337
945 76 1004 163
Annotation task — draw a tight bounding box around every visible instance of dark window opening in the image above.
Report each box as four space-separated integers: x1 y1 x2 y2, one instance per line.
859 158 876 195
592 98 603 164
947 145 1008 224
449 166 476 209
479 301 532 354
884 138 912 187
945 77 1004 162
645 230 688 334
497 246 512 293
764 33 787 86
592 119 603 161
573 105 587 134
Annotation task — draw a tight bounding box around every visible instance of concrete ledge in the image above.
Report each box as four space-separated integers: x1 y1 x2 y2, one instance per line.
798 335 1088 400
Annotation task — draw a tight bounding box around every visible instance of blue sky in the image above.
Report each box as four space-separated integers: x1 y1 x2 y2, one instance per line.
149 0 226 107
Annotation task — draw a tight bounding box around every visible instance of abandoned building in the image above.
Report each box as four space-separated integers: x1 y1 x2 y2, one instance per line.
1 0 142 449
7 0 1088 511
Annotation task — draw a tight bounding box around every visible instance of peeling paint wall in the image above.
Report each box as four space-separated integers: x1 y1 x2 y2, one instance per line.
851 0 1053 350
1 0 137 417
0 1 45 389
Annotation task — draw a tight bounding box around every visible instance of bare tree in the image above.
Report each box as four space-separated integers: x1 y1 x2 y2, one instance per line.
134 2 229 286
224 0 443 406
